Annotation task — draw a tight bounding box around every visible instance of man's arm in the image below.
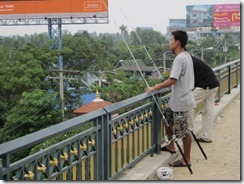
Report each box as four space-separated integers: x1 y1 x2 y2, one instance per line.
146 78 177 92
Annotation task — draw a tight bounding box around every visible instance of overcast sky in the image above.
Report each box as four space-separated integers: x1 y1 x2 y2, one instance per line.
0 0 241 36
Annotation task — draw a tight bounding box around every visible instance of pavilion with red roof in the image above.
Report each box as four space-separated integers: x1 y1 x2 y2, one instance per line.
74 88 112 116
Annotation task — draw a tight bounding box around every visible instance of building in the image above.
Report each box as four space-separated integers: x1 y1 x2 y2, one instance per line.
115 59 162 79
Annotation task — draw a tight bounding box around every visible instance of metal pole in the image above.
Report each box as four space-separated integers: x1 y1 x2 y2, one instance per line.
48 18 64 121
224 40 227 63
58 18 64 121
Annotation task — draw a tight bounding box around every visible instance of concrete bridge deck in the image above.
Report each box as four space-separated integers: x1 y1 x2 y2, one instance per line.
118 85 240 181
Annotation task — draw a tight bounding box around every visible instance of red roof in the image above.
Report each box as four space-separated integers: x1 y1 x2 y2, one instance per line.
74 99 112 115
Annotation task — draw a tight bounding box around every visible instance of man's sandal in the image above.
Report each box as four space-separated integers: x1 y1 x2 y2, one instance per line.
197 138 212 143
160 146 176 154
169 160 191 167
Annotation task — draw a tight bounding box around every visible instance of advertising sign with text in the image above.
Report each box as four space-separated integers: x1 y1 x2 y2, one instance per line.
213 4 240 27
186 3 240 28
0 0 108 19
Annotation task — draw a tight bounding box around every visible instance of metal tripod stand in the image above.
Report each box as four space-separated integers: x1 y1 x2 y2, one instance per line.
162 115 208 174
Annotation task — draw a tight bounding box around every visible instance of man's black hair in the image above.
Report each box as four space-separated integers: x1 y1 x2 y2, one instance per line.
171 30 188 49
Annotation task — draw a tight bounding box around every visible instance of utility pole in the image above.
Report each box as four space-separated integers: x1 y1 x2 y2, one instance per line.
47 18 94 120
47 70 89 88
163 52 166 74
163 51 172 74
47 70 90 120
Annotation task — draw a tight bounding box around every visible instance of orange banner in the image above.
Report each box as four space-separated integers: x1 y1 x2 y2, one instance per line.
0 0 108 18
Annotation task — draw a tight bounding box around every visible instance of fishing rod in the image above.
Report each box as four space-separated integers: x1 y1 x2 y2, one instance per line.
121 32 192 174
101 0 193 174
120 8 163 79
120 8 207 161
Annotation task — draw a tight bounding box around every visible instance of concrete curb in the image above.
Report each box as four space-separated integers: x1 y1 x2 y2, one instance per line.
117 85 240 180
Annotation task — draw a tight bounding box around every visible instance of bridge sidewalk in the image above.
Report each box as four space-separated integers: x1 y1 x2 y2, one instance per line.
117 85 240 180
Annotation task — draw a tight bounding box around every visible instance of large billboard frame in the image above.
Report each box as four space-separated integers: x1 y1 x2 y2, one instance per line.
186 3 240 28
0 0 108 20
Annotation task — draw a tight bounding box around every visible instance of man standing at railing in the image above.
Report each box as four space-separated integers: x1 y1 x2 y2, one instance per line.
146 30 196 167
189 55 219 143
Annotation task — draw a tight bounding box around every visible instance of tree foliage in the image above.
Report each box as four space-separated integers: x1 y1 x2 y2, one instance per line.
0 89 62 143
101 72 161 103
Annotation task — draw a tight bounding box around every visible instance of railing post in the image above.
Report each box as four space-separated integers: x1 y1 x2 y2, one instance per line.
1 154 10 180
216 69 221 102
0 158 2 180
235 62 239 88
227 65 231 94
152 94 162 154
96 116 103 180
98 112 111 180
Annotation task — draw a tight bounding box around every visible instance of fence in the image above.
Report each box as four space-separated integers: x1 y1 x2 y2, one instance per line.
0 59 240 180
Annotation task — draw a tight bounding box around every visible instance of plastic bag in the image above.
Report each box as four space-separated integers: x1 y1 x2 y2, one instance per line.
156 167 173 180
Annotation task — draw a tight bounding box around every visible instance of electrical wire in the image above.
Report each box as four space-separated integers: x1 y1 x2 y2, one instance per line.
0 74 52 120
0 75 62 137
120 8 162 78
1 87 60 137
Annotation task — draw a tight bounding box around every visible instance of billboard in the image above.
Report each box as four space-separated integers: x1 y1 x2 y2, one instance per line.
167 19 187 40
186 4 213 28
186 3 240 28
213 4 240 27
169 19 186 28
0 0 108 19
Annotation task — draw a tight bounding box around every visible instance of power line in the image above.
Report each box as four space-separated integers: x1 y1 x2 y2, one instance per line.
0 74 52 120
1 82 60 138
46 69 90 89
0 75 63 136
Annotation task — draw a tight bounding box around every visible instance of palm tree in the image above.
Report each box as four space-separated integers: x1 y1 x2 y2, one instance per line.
119 24 128 38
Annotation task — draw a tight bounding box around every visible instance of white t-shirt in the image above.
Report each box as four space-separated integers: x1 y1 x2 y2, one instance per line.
169 51 196 112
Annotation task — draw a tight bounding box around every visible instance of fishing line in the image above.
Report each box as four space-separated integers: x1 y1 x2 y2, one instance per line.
121 31 192 174
119 7 207 164
100 0 169 124
120 8 163 78
1 75 62 137
100 0 193 173
0 74 52 120
101 0 171 135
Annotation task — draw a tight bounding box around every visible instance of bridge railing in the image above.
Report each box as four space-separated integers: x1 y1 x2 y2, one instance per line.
0 59 240 180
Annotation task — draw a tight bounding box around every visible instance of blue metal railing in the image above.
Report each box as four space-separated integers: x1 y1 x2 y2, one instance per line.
0 59 240 180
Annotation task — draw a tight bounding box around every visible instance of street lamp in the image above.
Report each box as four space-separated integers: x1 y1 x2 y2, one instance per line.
235 43 240 59
222 40 229 63
189 47 213 61
201 47 213 61
235 43 240 50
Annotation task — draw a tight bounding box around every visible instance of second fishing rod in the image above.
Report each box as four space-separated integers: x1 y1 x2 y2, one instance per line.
120 9 207 162
101 0 199 174
120 30 193 174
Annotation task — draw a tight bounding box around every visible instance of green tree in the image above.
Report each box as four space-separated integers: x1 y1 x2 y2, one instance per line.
0 89 62 143
101 72 161 103
120 24 129 38
0 89 61 161
0 43 45 118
